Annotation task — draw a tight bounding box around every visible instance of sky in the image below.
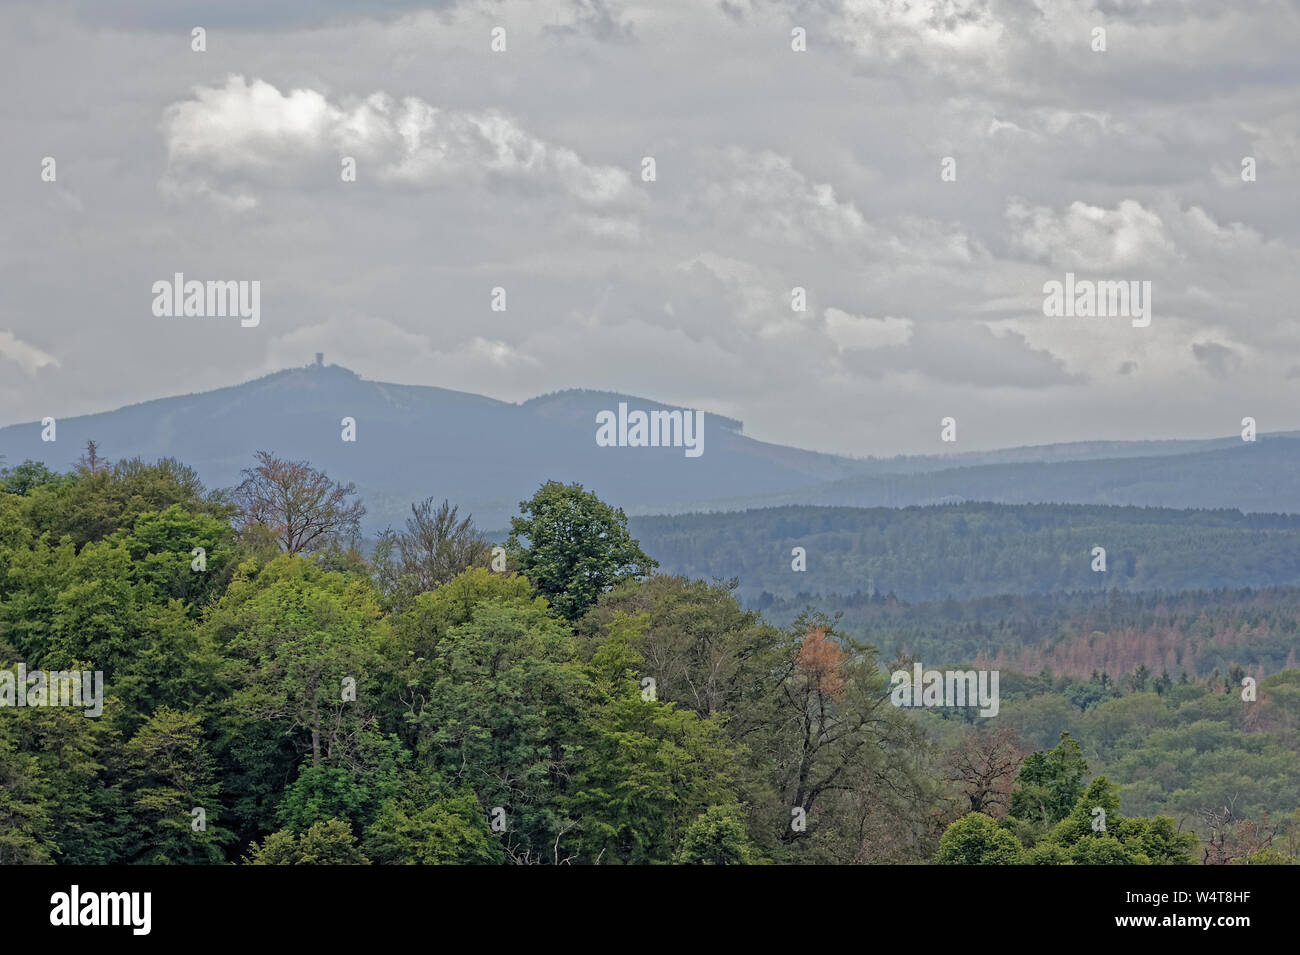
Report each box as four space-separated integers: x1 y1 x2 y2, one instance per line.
2 0 1298 456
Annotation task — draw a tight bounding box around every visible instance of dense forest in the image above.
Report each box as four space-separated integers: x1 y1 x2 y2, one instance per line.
758 586 1300 678
1 449 1296 865
632 503 1300 602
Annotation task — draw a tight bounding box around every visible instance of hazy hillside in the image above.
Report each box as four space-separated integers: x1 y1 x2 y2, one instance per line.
719 440 1300 512
0 363 874 530
2 363 1296 531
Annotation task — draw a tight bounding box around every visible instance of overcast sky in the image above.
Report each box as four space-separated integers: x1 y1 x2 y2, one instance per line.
2 0 1298 456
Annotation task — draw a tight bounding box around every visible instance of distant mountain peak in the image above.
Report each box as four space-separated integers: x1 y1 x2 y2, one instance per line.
521 388 744 433
5 366 1300 534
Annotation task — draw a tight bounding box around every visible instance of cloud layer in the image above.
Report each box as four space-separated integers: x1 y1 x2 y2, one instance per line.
2 0 1298 455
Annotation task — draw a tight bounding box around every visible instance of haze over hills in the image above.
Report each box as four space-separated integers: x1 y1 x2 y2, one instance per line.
2 360 1297 533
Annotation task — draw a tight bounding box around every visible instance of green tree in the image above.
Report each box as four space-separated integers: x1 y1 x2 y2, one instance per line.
211 554 386 768
0 535 220 715
206 554 389 844
0 460 72 496
274 732 409 835
673 804 761 865
0 679 123 864
0 728 55 863
120 707 232 864
374 498 491 606
25 455 223 548
579 575 785 725
233 452 364 555
935 812 1025 864
408 594 588 862
507 481 656 621
115 504 235 613
244 818 369 865
1068 835 1147 865
1041 777 1194 865
566 613 745 864
1010 732 1089 827
364 785 505 865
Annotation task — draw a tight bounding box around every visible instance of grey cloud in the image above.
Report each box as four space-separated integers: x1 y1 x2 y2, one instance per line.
543 0 636 43
1192 341 1243 379
11 0 457 31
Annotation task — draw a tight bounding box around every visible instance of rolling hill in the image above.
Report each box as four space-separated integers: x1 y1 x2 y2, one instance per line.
2 360 1297 532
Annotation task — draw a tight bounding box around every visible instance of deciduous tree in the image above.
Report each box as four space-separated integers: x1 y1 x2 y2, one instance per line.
234 451 364 555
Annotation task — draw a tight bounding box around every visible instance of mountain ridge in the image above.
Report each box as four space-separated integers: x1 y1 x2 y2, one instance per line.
2 362 1295 529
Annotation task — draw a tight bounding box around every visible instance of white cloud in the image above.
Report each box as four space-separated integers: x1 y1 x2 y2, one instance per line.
700 147 868 247
465 336 537 369
161 76 636 209
678 253 779 326
836 0 1007 74
1007 198 1178 270
0 331 60 376
1244 114 1300 174
262 314 537 385
824 308 913 351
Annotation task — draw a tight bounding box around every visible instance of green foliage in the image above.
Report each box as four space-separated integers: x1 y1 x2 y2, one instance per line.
0 680 123 864
0 460 72 496
1121 816 1198 865
209 554 387 769
579 575 785 724
114 505 235 613
364 785 505 865
1 460 1295 866
0 728 55 863
408 597 588 861
1009 774 1195 865
120 707 233 864
275 732 409 834
508 480 656 621
673 804 762 865
1010 732 1089 827
636 503 1300 605
565 645 745 863
1044 775 1122 847
1067 835 1147 865
244 818 369 865
24 456 225 549
1024 842 1071 864
935 813 1025 864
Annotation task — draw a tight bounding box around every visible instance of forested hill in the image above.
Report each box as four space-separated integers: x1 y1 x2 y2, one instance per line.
2 363 1299 531
729 439 1300 513
756 585 1300 679
2 453 1297 865
630 503 1300 603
